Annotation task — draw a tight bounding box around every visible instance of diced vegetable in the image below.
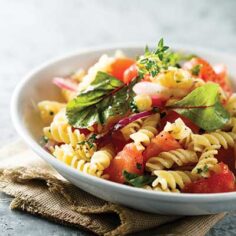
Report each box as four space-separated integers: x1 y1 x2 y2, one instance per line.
123 64 138 84
143 131 182 163
110 58 135 82
183 163 235 193
53 77 78 91
183 58 232 94
104 143 144 183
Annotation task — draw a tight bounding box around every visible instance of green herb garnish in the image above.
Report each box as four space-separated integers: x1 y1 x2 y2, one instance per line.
66 72 139 128
170 83 230 131
197 168 203 174
123 170 155 187
203 165 209 173
78 134 97 148
137 38 180 78
136 163 142 170
191 64 202 76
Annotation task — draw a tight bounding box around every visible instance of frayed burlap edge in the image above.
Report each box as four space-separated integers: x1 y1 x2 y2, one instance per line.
0 167 183 235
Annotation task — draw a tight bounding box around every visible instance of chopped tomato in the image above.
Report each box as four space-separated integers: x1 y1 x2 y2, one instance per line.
216 147 236 175
183 163 235 193
143 131 182 163
151 95 167 108
110 58 135 82
183 57 232 94
123 64 138 84
160 110 200 134
104 143 144 183
183 57 218 81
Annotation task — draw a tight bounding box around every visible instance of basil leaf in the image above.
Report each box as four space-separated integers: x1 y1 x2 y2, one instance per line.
66 71 137 128
171 83 230 131
123 170 156 187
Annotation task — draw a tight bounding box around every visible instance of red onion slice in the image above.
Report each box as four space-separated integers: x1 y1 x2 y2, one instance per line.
53 77 78 92
113 111 154 131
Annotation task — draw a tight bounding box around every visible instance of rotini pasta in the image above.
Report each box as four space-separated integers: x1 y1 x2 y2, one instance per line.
190 131 236 152
164 118 192 141
191 145 219 177
146 149 198 172
130 113 160 150
151 170 198 192
90 144 115 172
121 119 143 141
53 144 108 178
38 101 65 124
43 110 86 147
226 93 236 116
134 94 152 112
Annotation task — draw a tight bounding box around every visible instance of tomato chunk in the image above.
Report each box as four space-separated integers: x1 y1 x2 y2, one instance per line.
151 95 167 108
123 64 138 84
183 163 235 193
104 143 144 183
160 110 200 134
143 131 182 163
183 57 232 94
216 147 236 175
110 58 135 82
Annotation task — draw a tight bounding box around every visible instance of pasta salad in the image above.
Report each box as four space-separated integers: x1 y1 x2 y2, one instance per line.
38 39 236 193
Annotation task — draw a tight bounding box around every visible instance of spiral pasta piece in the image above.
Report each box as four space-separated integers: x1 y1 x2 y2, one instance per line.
134 94 152 112
152 170 198 192
121 119 143 141
226 93 236 116
146 149 198 172
38 101 65 124
192 145 219 177
43 110 86 147
164 118 192 141
53 144 108 178
90 144 115 171
130 114 160 150
190 131 236 152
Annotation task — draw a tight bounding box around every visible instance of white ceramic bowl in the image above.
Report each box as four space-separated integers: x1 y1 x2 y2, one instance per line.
11 44 236 215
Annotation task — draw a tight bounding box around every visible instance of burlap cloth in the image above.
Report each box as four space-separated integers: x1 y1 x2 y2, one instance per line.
0 141 226 235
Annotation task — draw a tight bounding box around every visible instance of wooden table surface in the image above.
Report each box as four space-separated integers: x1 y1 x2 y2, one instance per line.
1 0 236 235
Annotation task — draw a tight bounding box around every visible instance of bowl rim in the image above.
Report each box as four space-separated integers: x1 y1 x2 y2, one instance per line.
11 43 236 202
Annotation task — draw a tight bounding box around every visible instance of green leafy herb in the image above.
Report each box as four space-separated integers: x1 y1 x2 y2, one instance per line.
137 38 181 78
197 168 203 174
123 170 156 187
136 163 142 170
170 83 230 131
130 99 139 113
203 165 209 173
66 72 138 128
78 134 97 148
191 64 202 76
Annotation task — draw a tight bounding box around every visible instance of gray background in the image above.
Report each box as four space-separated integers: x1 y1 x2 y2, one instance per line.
0 0 236 235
